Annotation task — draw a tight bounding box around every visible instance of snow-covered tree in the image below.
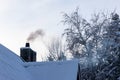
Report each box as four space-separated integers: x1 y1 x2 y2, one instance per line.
62 8 92 58
62 9 109 61
62 8 120 79
47 37 66 61
96 13 120 80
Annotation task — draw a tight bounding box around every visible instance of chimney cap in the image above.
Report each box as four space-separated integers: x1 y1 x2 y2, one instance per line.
26 43 30 47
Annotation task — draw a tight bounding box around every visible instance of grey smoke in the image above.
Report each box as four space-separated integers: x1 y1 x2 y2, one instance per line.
27 29 45 42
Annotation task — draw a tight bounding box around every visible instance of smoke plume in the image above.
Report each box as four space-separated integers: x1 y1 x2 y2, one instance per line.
27 29 45 42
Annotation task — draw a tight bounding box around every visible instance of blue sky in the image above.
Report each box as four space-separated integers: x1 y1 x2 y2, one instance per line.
0 0 120 61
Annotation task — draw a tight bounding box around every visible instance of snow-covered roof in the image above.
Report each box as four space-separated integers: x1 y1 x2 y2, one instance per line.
0 44 79 80
23 60 79 80
0 44 31 80
0 44 23 63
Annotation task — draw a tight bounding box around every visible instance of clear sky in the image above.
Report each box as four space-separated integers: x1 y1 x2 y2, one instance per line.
0 0 120 61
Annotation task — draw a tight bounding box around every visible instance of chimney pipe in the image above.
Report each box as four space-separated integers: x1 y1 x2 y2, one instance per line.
20 42 37 62
26 43 30 47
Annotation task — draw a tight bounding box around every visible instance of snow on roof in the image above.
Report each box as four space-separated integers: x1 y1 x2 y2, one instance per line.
0 44 32 80
0 44 79 80
0 44 23 64
23 60 79 80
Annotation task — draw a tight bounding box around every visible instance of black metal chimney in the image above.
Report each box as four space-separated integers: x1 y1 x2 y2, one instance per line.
25 43 30 47
20 43 36 62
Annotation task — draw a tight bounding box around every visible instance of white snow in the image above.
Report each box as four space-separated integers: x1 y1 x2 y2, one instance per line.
0 44 31 80
24 60 79 80
0 44 79 80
